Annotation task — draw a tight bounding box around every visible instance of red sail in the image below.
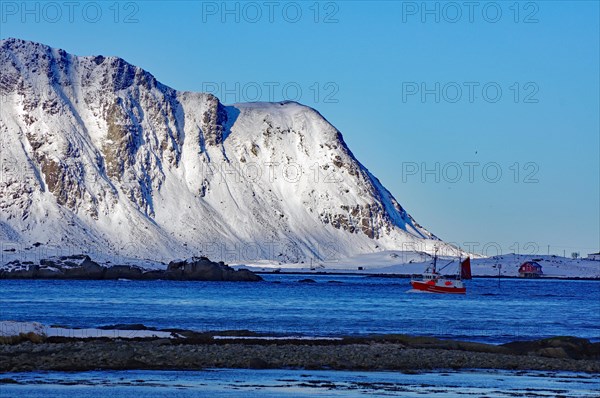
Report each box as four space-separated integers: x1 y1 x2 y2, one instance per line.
461 257 472 280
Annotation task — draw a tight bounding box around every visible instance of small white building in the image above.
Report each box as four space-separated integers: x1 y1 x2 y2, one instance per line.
587 252 600 261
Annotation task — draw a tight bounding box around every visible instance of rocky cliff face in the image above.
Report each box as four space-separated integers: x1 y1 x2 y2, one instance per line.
0 38 448 263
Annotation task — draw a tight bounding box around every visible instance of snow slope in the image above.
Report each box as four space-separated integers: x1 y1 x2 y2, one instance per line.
0 38 460 263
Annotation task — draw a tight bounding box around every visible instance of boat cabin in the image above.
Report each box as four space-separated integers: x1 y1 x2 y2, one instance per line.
518 261 543 278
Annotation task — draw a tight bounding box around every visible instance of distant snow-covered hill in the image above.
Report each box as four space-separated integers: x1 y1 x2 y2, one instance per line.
0 38 458 263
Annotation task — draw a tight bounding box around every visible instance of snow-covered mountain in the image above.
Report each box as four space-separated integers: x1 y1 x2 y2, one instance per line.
0 38 457 263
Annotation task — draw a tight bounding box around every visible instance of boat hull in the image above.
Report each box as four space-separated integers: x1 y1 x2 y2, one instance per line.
411 280 466 294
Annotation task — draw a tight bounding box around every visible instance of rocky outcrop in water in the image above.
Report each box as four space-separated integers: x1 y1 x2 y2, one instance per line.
0 255 262 282
165 257 262 281
501 336 600 360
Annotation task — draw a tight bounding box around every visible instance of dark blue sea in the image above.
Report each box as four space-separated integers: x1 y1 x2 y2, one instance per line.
1 274 599 343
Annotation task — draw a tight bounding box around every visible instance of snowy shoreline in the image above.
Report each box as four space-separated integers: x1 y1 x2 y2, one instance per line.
234 251 600 279
0 321 180 340
251 270 600 281
1 251 598 279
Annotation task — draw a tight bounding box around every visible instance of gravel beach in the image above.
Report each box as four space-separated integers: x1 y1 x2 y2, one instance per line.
1 334 598 373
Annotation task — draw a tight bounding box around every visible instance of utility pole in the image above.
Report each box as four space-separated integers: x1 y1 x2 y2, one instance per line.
498 264 502 287
547 245 550 255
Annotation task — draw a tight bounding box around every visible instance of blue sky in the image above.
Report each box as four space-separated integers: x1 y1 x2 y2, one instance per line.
2 1 598 256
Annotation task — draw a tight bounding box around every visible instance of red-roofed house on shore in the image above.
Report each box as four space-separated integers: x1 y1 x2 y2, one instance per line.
518 261 543 278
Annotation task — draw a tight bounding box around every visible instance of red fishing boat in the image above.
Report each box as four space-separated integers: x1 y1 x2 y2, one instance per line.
410 255 472 294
